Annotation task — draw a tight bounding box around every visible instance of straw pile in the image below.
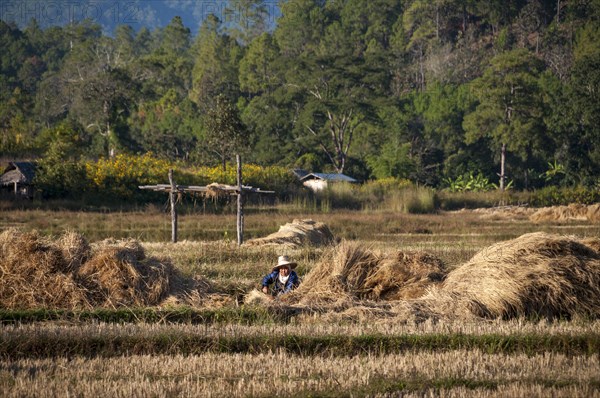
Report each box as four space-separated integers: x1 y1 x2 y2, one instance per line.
284 241 446 308
77 238 177 307
0 230 89 309
588 203 600 223
244 219 334 248
0 229 200 309
363 251 446 300
244 288 273 305
283 232 600 321
473 206 535 221
530 203 600 223
205 183 235 198
426 232 600 319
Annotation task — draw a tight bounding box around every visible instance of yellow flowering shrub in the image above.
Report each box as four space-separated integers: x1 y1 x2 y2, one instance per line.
188 163 295 192
83 155 295 200
85 153 172 199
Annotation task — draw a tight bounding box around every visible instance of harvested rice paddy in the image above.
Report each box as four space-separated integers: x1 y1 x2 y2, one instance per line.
1 207 600 396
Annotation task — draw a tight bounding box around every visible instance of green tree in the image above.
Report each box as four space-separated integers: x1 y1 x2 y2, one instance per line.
569 53 600 184
227 0 270 45
203 95 250 170
130 89 200 160
137 17 193 99
463 49 546 190
239 33 281 95
274 0 326 57
33 120 89 199
190 15 241 110
367 140 415 179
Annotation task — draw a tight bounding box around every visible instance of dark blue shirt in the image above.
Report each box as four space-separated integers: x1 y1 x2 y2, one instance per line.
261 270 300 296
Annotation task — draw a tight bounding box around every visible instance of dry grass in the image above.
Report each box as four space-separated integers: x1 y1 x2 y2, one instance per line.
267 231 600 322
4 226 600 322
244 218 334 248
530 203 600 223
1 351 598 397
0 229 211 309
4 318 600 345
418 232 600 320
364 250 446 300
282 240 446 310
473 205 536 221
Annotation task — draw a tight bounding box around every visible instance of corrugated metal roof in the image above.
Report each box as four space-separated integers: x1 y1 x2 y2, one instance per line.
292 168 309 179
300 172 357 182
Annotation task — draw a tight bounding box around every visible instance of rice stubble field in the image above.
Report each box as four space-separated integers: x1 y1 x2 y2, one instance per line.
1 208 600 397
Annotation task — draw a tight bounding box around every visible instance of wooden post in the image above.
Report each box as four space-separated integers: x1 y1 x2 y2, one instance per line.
168 169 178 243
236 154 244 246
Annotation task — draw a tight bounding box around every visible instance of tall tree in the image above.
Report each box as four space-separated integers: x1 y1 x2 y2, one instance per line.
274 0 326 58
130 89 200 161
137 16 193 99
227 0 269 45
203 95 250 170
52 24 136 157
239 32 281 95
463 49 546 190
190 15 241 110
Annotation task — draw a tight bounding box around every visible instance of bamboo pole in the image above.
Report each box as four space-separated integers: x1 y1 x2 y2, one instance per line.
168 169 178 243
236 155 244 246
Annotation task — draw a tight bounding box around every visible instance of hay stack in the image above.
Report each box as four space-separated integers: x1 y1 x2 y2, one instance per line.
0 229 198 309
588 203 600 223
433 232 600 319
58 231 91 272
0 229 90 309
474 206 535 221
244 288 273 305
581 237 600 253
529 203 592 223
77 239 175 307
363 251 446 300
244 219 334 247
286 241 446 307
290 241 379 306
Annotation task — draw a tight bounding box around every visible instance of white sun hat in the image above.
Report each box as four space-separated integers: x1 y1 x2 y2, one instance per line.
272 255 297 272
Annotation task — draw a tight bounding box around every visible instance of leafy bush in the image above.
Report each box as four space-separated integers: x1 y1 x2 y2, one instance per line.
437 190 517 210
444 172 500 192
34 157 88 199
34 140 89 200
187 163 296 193
85 153 172 200
526 186 600 206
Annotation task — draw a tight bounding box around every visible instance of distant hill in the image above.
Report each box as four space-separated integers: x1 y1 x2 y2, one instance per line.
0 0 280 35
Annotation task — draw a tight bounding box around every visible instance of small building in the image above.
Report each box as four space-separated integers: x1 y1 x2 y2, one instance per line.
0 161 37 198
299 172 358 192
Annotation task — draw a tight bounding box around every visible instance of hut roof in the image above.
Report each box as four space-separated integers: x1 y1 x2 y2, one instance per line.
0 162 37 185
300 172 357 183
292 168 310 179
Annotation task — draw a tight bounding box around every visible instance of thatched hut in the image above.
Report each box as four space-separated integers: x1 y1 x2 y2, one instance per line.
0 161 36 198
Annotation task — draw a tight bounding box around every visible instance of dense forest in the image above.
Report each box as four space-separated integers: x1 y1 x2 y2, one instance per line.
1 0 599 190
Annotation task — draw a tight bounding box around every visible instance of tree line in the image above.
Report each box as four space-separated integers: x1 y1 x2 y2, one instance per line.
1 0 599 190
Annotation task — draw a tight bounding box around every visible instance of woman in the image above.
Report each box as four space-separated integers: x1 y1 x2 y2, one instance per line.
261 255 300 296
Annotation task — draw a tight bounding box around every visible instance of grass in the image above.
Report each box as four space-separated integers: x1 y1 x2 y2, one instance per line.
2 207 600 396
2 331 599 358
0 307 292 325
2 320 599 358
1 351 598 397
